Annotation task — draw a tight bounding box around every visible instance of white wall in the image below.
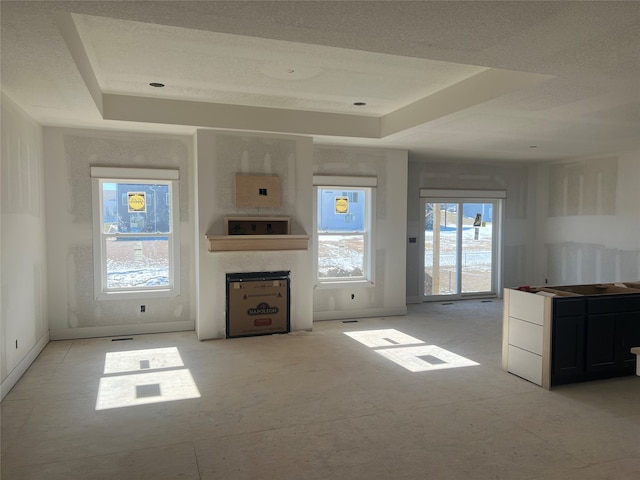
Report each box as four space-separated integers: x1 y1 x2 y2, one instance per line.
406 158 537 301
43 128 196 340
1 95 48 399
195 130 314 340
534 150 640 284
312 145 408 320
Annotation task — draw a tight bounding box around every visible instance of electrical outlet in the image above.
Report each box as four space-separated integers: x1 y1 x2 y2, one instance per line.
140 305 146 313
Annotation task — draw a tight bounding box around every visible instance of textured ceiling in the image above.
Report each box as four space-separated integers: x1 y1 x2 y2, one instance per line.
1 1 639 162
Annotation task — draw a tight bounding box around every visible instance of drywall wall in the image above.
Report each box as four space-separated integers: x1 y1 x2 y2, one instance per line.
43 128 196 339
406 159 536 301
312 146 408 320
536 151 640 284
1 95 48 399
195 130 313 339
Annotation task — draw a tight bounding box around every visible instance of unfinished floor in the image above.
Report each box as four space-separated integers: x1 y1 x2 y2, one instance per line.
2 300 639 479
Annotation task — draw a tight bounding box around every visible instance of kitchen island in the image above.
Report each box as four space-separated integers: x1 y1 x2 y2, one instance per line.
503 283 640 389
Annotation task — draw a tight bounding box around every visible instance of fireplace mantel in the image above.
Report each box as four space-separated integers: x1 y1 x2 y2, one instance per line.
205 234 309 252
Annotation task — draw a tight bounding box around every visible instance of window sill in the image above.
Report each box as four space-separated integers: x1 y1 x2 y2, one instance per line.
96 288 179 301
315 280 374 289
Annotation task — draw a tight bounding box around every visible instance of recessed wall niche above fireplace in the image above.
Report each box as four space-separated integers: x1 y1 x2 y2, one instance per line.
206 216 309 252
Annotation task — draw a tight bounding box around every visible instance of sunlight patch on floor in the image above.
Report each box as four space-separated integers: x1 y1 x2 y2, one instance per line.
345 329 479 372
96 347 200 410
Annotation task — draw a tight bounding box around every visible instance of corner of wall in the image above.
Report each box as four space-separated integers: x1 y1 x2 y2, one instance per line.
1 92 49 396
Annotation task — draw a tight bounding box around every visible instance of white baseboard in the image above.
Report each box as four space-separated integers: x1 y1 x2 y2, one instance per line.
1 334 49 401
313 306 407 322
49 320 195 340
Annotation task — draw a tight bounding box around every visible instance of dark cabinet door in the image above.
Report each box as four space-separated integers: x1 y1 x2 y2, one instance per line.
552 315 585 380
552 294 640 385
585 313 617 372
616 312 640 368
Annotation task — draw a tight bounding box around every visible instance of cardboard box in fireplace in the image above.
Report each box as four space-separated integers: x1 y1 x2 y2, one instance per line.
226 274 290 338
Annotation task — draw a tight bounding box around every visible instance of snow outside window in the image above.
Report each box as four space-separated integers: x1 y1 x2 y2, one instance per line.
316 186 372 284
91 168 180 300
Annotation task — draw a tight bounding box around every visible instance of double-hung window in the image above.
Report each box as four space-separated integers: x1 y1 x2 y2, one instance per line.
91 167 180 299
314 176 376 285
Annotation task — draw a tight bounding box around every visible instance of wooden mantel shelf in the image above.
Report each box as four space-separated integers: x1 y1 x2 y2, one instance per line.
206 234 309 252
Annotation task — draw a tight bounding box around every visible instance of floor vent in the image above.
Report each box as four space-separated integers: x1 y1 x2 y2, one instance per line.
481 300 492 303
342 320 359 323
442 302 454 305
111 337 134 341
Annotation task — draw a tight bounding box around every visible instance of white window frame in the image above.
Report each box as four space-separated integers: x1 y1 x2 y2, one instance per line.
91 167 180 300
313 175 376 288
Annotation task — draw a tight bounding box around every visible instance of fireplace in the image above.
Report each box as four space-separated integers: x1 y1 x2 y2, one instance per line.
225 271 291 338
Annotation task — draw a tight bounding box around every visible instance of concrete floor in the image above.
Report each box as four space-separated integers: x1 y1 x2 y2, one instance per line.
2 300 639 479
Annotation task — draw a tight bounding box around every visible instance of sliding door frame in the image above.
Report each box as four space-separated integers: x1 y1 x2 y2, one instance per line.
419 189 506 302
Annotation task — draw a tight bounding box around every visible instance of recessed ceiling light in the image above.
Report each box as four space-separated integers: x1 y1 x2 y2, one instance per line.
353 102 367 107
149 82 165 88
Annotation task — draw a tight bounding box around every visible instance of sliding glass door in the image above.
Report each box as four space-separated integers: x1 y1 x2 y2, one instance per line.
424 202 459 296
421 195 502 301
